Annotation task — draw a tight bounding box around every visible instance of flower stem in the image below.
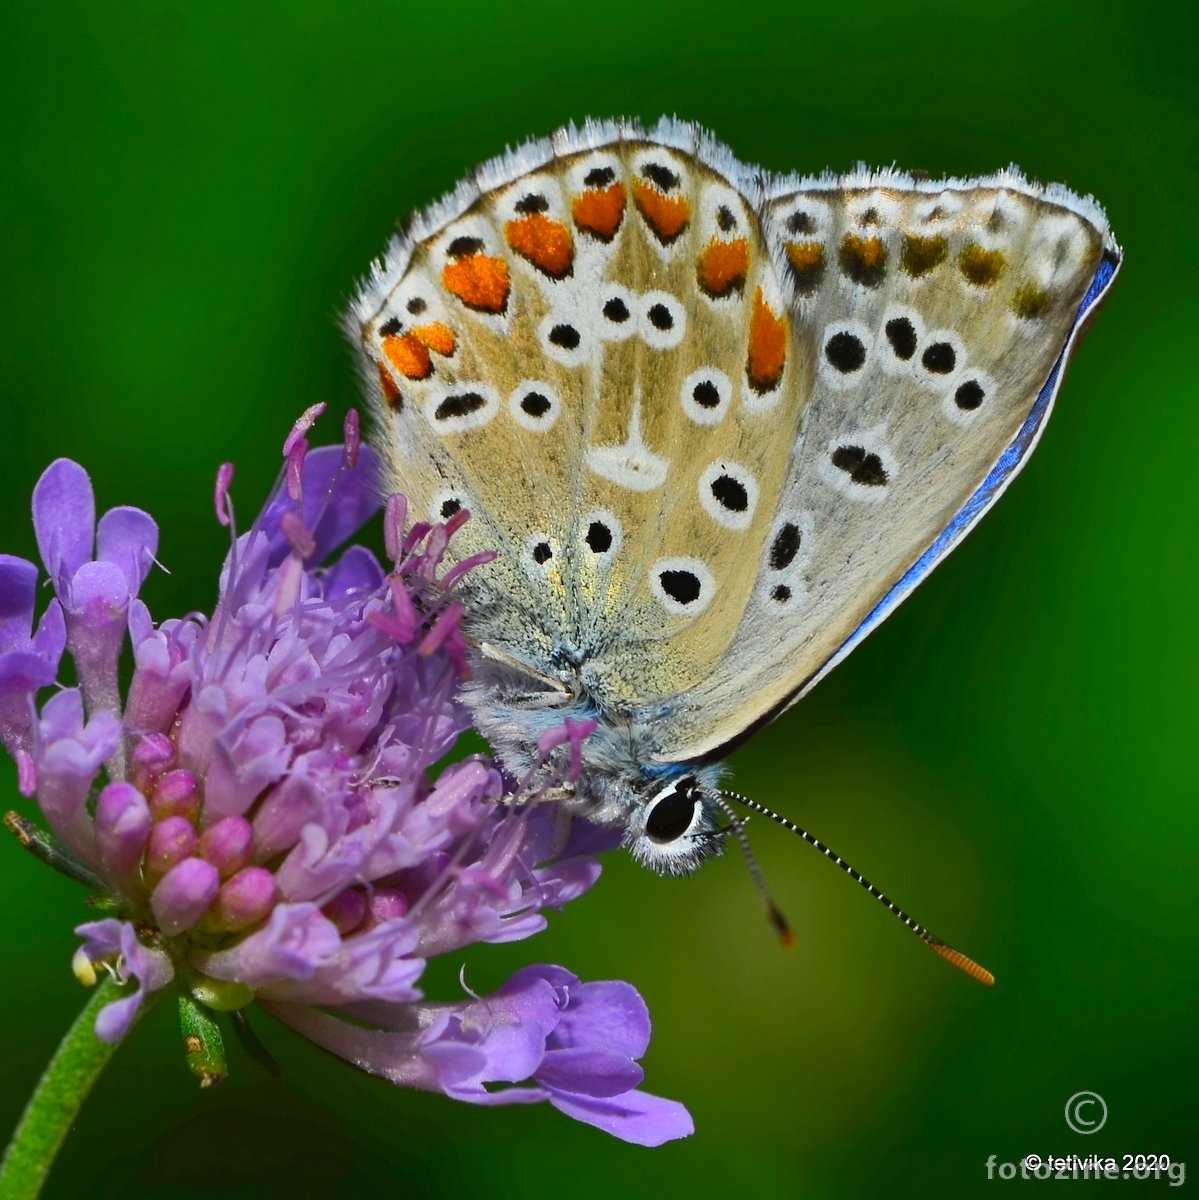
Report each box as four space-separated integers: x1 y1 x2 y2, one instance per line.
0 978 147 1199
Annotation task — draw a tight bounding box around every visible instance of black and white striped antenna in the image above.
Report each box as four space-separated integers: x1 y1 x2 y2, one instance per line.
716 788 994 986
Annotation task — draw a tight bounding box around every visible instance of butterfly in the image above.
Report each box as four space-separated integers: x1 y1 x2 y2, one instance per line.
346 118 1120 974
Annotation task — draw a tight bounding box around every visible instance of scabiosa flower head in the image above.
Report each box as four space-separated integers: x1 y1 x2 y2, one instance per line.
2 406 692 1147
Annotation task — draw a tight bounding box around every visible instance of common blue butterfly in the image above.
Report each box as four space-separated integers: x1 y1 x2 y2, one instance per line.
346 119 1120 976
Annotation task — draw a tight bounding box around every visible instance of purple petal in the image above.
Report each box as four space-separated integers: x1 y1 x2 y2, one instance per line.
0 556 38 650
125 607 198 734
96 505 158 593
253 920 424 1005
204 714 292 819
263 1000 444 1092
536 1049 644 1098
0 560 65 751
550 980 651 1058
547 1088 694 1147
321 545 384 602
30 599 67 666
75 917 125 960
195 903 340 985
75 919 174 1042
65 560 130 625
530 856 603 910
257 445 382 570
32 459 95 585
301 444 383 563
273 817 367 902
35 689 120 857
262 970 561 1098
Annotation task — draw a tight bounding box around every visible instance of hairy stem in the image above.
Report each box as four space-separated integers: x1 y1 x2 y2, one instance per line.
0 977 153 1199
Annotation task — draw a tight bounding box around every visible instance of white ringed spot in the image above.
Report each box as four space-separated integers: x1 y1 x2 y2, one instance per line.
429 488 469 523
597 284 639 342
698 460 758 531
819 428 898 504
425 383 500 434
649 557 716 616
639 290 686 351
681 367 732 425
942 368 996 426
819 319 874 389
917 328 966 383
520 533 558 579
579 508 623 567
509 380 561 432
538 312 590 367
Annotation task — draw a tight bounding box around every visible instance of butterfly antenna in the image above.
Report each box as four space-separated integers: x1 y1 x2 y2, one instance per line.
706 793 794 949
718 789 994 986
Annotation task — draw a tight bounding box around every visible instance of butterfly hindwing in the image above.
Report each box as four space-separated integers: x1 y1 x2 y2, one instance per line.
644 170 1119 762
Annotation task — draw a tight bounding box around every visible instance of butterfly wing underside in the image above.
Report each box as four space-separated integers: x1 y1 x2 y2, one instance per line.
647 170 1120 762
351 123 812 708
348 119 1119 769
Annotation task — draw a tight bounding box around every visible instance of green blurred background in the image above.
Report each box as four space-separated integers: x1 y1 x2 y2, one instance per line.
2 2 1195 1196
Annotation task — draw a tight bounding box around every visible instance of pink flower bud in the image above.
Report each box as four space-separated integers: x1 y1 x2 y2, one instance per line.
208 867 276 931
323 887 368 934
151 769 199 820
151 857 220 935
94 782 150 881
197 815 254 878
145 816 197 882
370 888 409 923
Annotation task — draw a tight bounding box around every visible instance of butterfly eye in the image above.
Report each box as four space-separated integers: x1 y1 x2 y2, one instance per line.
644 780 701 844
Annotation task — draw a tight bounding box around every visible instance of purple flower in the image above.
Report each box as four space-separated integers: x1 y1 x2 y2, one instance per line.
267 965 693 1147
0 555 66 776
1 407 690 1146
32 459 158 733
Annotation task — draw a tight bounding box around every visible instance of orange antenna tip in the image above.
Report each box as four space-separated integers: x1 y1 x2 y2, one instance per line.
767 902 795 950
929 941 995 986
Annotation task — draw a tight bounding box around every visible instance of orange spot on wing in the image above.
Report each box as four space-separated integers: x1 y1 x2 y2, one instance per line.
900 234 948 278
632 181 690 243
785 242 823 271
411 322 456 356
838 234 887 287
442 254 510 314
505 213 574 279
784 241 825 295
957 243 1006 287
382 333 432 380
746 288 787 393
697 237 748 298
376 361 403 410
572 183 626 240
1010 282 1053 320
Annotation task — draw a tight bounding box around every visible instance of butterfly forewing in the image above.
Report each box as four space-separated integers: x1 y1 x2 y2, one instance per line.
355 125 810 705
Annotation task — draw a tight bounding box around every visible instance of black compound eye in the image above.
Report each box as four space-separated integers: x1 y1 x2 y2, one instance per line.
645 781 699 843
